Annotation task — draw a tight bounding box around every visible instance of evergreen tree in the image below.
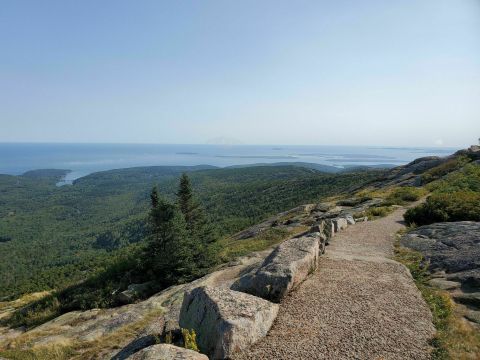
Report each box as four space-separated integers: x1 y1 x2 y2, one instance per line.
146 188 195 286
176 173 198 227
175 174 219 273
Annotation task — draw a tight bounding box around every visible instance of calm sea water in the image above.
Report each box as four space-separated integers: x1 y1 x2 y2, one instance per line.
0 143 457 182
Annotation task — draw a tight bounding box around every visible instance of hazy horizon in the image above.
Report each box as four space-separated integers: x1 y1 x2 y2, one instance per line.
0 140 465 148
1 1 479 147
0 142 460 180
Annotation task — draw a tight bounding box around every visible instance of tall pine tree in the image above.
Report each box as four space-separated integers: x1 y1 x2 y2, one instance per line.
176 173 198 227
176 173 219 273
146 187 195 285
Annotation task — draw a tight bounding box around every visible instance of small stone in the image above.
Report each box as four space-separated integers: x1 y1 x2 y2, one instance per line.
126 344 208 359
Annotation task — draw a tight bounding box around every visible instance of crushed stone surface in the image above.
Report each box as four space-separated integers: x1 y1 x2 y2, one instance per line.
233 209 435 360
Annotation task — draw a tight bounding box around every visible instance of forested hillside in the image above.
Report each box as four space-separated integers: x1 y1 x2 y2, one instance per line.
0 165 382 299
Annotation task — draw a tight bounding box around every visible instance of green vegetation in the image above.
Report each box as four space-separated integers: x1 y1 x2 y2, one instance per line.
6 175 221 329
0 165 380 328
384 186 425 205
404 191 480 226
364 206 395 219
394 242 480 359
181 328 199 352
404 163 480 226
0 166 379 300
421 155 471 184
427 162 480 194
219 227 303 260
145 175 219 287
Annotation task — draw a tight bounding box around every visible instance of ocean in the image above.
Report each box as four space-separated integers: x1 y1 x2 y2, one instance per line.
0 143 458 182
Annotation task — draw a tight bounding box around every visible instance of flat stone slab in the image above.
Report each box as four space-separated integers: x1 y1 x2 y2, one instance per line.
401 222 480 293
127 344 208 359
401 222 480 274
427 278 461 290
465 310 480 324
452 292 480 308
231 235 320 302
179 286 278 359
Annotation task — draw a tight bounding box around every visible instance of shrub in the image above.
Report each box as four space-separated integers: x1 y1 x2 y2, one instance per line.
182 328 199 352
421 156 470 184
404 191 480 226
385 186 425 205
365 206 394 219
427 163 480 194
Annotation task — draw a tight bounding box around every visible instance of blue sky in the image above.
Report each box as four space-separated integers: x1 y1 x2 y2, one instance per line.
1 0 479 146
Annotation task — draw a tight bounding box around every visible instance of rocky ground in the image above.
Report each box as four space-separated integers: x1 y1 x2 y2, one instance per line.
401 221 480 326
0 249 274 359
233 207 435 360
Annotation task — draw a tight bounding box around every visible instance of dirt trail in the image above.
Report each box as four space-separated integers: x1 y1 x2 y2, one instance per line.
234 207 435 360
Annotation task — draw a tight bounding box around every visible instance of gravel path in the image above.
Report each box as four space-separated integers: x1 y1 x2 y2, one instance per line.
233 208 435 360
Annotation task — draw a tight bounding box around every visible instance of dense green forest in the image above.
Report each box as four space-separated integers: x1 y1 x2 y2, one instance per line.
0 165 382 299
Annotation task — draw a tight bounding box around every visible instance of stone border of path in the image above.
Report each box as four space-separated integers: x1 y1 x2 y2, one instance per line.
178 213 361 359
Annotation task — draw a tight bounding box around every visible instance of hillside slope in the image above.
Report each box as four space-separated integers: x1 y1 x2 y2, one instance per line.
0 165 380 299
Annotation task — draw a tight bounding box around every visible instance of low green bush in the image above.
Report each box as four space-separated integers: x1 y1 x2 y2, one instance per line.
404 191 480 226
427 163 480 194
365 206 394 219
385 186 425 205
421 156 470 184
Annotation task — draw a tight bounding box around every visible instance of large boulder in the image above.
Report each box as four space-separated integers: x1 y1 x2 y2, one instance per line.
332 218 348 232
179 286 278 359
231 235 320 302
345 215 355 225
324 219 335 243
127 344 208 360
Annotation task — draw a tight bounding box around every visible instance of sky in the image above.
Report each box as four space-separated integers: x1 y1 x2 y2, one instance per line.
0 0 479 147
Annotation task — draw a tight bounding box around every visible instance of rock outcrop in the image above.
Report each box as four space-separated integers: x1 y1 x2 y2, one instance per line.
117 281 156 304
179 286 278 359
231 235 320 302
400 222 480 283
126 344 208 360
401 221 480 324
